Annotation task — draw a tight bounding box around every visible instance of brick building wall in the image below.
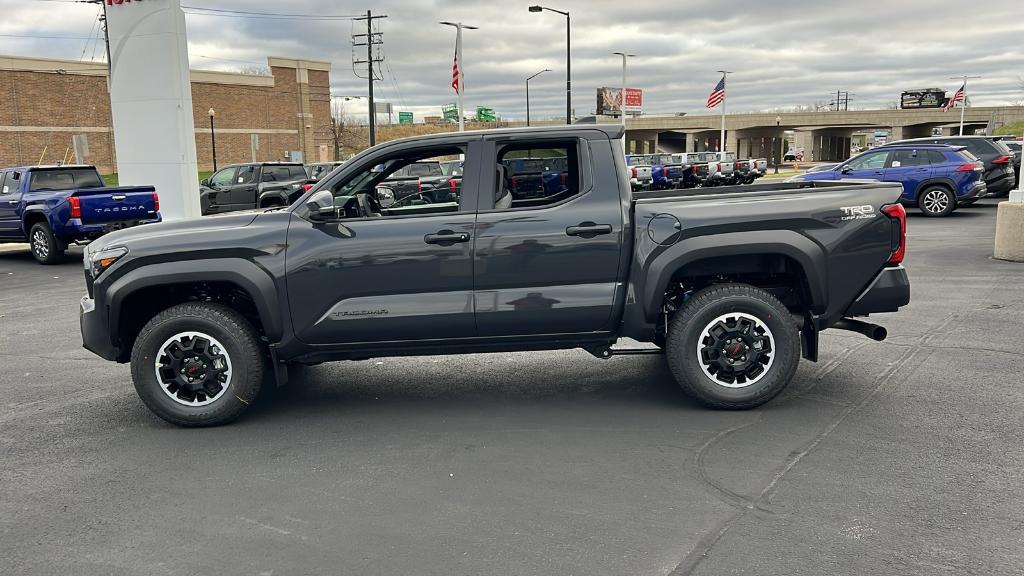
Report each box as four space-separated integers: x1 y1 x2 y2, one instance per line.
0 55 332 173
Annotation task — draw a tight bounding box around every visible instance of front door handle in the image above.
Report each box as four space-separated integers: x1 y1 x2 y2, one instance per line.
7 200 17 206
566 222 613 238
424 230 470 245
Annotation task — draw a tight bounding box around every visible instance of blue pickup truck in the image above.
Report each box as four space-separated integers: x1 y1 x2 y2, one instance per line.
0 165 160 264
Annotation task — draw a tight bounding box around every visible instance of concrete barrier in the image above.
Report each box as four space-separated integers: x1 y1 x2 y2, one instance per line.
994 200 1024 262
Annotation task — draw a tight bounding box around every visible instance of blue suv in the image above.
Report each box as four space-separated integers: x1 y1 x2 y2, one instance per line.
791 144 987 217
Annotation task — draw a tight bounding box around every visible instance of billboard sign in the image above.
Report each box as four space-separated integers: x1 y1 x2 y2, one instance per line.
398 111 413 125
597 87 643 115
900 89 947 109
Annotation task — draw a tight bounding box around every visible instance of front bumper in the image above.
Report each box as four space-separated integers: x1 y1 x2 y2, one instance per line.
80 294 119 361
845 265 911 316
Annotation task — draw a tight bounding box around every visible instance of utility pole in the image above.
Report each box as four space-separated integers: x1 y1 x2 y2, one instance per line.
353 11 386 146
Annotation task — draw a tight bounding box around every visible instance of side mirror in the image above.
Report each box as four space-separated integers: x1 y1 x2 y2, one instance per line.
305 190 335 220
840 165 852 174
376 186 396 208
200 178 210 187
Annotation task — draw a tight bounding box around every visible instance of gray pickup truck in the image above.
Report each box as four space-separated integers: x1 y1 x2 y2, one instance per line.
199 162 310 215
80 125 910 427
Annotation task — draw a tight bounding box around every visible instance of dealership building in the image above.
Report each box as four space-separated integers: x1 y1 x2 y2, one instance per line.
0 54 332 173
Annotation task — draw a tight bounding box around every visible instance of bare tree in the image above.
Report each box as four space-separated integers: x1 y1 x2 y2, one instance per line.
322 100 369 160
236 65 270 76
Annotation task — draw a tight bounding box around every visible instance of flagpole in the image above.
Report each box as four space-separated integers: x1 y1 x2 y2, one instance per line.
441 21 478 133
456 26 464 132
959 75 967 136
717 70 730 160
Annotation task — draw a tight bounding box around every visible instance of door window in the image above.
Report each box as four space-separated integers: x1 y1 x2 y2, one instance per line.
323 146 466 219
209 167 237 187
847 151 889 170
0 172 9 195
889 150 930 167
491 141 581 210
236 165 258 184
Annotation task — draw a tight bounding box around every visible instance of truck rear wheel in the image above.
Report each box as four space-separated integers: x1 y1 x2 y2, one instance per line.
130 302 265 427
29 222 66 264
665 284 800 409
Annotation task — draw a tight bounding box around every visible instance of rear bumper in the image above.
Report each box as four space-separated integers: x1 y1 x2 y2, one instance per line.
845 265 911 316
987 172 1015 196
61 216 162 241
80 294 119 361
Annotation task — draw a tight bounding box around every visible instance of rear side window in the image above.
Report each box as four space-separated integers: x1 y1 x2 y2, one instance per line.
926 150 948 164
262 166 299 182
495 141 581 209
991 140 1013 155
890 150 930 167
28 168 103 191
0 172 8 195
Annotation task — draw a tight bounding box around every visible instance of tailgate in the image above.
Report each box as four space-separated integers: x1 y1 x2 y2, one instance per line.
633 166 653 180
75 186 158 225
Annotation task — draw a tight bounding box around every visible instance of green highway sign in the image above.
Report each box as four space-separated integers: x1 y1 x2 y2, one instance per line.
398 111 413 125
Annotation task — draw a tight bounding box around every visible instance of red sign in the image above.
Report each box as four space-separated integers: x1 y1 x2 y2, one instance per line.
624 88 643 108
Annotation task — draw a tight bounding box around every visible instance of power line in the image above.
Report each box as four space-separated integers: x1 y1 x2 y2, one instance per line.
181 6 360 20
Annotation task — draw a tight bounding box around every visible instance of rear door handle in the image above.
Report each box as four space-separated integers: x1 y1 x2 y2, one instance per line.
566 222 613 238
424 230 470 245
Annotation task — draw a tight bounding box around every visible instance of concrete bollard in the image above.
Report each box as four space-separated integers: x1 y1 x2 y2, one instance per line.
994 199 1024 262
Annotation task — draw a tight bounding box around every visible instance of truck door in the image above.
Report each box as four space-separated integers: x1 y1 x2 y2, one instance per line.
884 149 932 197
227 164 259 209
472 135 626 337
0 171 19 238
285 140 481 345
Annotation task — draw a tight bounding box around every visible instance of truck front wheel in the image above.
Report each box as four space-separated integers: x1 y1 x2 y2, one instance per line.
130 302 265 427
29 222 66 264
665 284 800 409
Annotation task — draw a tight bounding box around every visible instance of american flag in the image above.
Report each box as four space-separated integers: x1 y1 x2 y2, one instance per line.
451 49 461 94
707 76 726 108
943 82 965 112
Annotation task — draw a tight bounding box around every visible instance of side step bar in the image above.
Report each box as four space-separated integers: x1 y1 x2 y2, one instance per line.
583 345 663 359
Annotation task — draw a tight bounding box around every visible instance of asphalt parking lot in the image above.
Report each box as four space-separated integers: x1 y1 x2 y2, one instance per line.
1 199 1022 576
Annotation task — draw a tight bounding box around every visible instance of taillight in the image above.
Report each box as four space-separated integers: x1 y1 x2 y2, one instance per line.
717 162 722 172
662 167 669 177
955 162 983 172
560 172 567 185
735 161 742 170
448 178 457 194
417 178 422 193
992 155 1011 165
691 165 697 174
631 167 638 178
68 196 81 219
511 175 518 190
152 191 159 212
881 203 906 265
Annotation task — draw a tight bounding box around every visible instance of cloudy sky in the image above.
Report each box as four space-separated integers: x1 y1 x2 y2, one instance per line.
2 0 1023 121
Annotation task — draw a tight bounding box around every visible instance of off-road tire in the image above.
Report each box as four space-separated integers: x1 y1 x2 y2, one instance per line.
665 283 800 409
130 302 265 427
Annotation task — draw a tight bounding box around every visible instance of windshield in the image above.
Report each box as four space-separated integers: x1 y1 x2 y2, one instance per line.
28 168 104 191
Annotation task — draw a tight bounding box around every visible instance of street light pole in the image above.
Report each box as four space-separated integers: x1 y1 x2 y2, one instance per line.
526 69 551 127
208 108 217 172
612 52 635 154
441 21 478 132
529 5 571 124
774 115 781 174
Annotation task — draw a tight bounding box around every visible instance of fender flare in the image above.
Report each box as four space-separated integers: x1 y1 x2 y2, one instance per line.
640 229 828 322
105 258 283 344
257 189 290 207
20 207 50 234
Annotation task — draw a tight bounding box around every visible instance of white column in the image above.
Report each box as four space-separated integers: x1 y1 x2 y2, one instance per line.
106 0 200 220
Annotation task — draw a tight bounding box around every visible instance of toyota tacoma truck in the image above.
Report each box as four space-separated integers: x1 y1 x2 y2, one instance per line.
79 125 910 427
0 165 160 264
199 162 310 215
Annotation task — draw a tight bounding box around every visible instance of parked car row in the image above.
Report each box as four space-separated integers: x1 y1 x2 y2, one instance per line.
790 135 1017 217
624 152 768 191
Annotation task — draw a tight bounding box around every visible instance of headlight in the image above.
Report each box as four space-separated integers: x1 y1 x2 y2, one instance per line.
88 246 128 278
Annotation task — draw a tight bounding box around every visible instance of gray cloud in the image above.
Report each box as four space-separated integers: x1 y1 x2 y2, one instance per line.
3 0 1023 121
